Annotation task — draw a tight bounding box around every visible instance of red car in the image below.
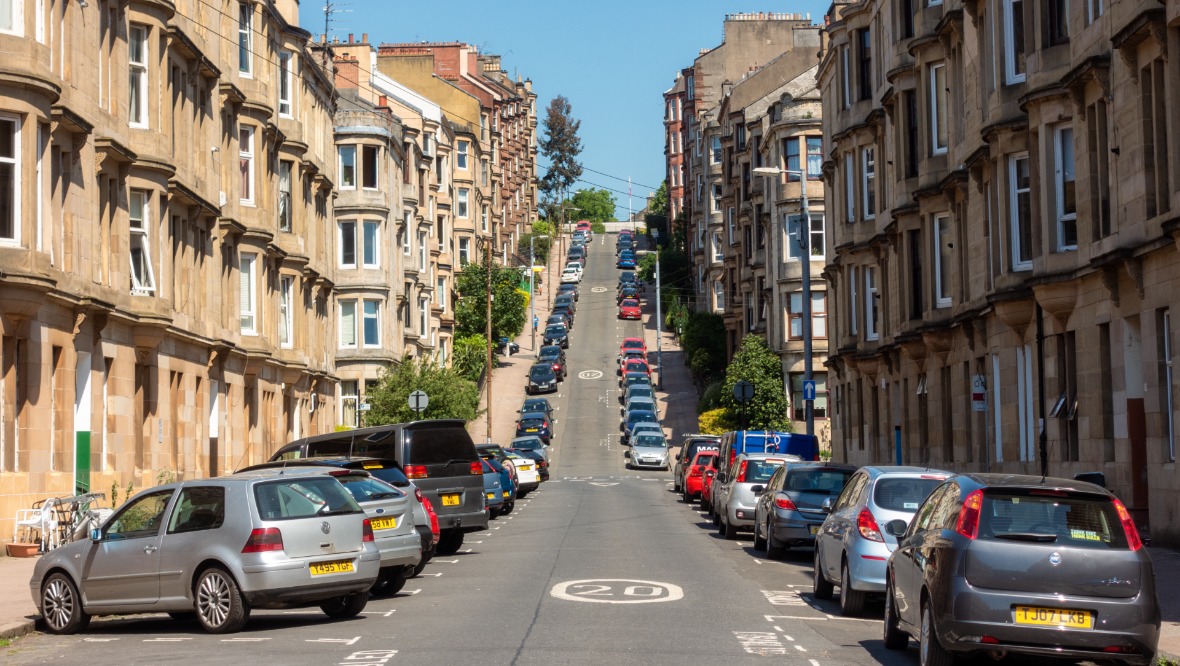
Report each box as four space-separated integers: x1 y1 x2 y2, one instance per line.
621 357 650 376
618 298 641 320
619 337 647 356
699 454 722 513
683 451 718 502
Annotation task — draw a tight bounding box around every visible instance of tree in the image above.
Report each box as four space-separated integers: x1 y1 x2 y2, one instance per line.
365 356 482 425
539 96 583 206
454 253 528 343
516 229 551 265
451 334 488 382
644 181 670 240
681 312 727 389
569 188 615 223
720 336 791 432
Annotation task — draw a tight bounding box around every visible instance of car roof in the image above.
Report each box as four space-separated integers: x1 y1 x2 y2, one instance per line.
956 472 1110 495
232 465 370 479
785 461 859 471
239 456 399 471
858 465 954 479
734 452 802 462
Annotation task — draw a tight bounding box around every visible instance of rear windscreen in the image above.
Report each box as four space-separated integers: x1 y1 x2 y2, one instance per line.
304 428 399 459
406 426 478 465
337 476 405 502
743 460 782 483
785 469 853 495
253 477 362 520
978 493 1128 549
365 466 410 488
873 477 945 512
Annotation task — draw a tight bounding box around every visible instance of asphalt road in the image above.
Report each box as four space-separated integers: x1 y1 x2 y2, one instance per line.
1 238 919 666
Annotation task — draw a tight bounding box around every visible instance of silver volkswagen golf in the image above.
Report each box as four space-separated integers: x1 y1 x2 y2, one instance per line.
30 469 380 634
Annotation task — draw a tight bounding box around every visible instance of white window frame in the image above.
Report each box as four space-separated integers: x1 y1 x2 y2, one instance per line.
237 2 252 77
457 188 469 218
1165 310 1175 461
0 0 23 36
844 155 856 222
849 266 859 336
436 277 446 309
456 140 469 169
128 24 149 128
865 266 879 341
239 126 255 205
278 160 292 231
841 46 851 109
0 114 21 244
696 174 703 202
278 50 293 118
279 275 294 348
338 219 357 269
418 230 427 271
1086 0 1103 25
338 145 356 190
930 62 948 155
459 237 470 264
809 214 826 260
1002 0 1026 85
726 206 734 242
480 205 488 232
712 184 723 214
713 281 725 311
712 232 723 263
1053 124 1077 251
340 380 358 427
418 297 429 337
710 136 721 164
129 189 156 293
362 220 379 269
339 299 357 349
239 252 257 334
862 146 875 219
362 299 380 348
402 210 412 256
933 213 952 308
1009 152 1032 271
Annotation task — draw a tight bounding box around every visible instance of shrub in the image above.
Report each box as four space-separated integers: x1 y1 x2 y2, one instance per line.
698 408 735 435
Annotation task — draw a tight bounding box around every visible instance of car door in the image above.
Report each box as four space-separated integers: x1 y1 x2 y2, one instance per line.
890 482 951 628
158 485 228 604
82 488 175 606
757 466 785 529
819 471 865 581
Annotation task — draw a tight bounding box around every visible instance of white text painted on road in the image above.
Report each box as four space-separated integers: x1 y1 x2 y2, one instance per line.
551 579 684 604
733 631 790 656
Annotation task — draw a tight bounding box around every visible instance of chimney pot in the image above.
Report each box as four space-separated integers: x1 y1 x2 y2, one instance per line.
362 33 368 43
348 33 354 43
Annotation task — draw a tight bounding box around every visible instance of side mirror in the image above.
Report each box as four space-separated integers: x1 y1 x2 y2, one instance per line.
89 528 102 542
885 519 909 538
716 473 728 484
624 450 631 459
821 497 834 513
751 485 765 495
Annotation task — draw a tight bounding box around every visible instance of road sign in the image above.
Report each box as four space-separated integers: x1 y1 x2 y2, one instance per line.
358 402 371 412
802 380 816 402
971 374 987 412
652 229 660 240
408 390 429 414
733 380 755 404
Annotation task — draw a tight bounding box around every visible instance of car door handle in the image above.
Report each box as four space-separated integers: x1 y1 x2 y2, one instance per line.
143 545 157 554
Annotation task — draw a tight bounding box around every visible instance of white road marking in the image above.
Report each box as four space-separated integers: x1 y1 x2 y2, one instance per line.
810 660 822 666
772 626 783 632
589 482 619 487
83 638 119 642
306 637 360 645
221 637 271 642
144 638 192 642
433 559 459 564
468 540 483 544
795 645 808 652
734 631 789 656
551 579 684 604
405 589 422 594
418 572 443 577
783 635 795 642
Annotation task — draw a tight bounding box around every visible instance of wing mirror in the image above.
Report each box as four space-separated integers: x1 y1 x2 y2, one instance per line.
89 528 102 542
821 497 834 513
884 519 909 538
624 450 631 459
751 485 765 495
716 473 727 484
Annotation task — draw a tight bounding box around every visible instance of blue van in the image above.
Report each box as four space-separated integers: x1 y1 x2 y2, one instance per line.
716 430 819 474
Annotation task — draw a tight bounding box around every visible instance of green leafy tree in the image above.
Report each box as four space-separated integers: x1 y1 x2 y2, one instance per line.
454 254 528 342
451 334 488 382
517 230 551 265
569 188 616 223
365 356 482 425
637 252 657 282
720 336 791 431
539 95 583 209
681 312 727 388
644 181 670 241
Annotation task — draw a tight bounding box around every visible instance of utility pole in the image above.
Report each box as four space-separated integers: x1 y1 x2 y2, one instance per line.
629 176 634 235
654 229 663 390
485 243 493 443
529 235 536 351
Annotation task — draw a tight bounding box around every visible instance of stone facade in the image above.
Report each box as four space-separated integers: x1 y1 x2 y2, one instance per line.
820 0 1180 536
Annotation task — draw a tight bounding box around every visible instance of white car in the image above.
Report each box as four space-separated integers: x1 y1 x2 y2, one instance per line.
564 261 584 276
505 452 541 495
561 268 581 283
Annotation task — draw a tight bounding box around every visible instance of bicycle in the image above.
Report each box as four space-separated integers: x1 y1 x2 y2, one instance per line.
52 492 111 546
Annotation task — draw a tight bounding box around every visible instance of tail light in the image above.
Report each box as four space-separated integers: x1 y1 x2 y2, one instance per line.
774 495 797 511
469 461 483 475
857 507 883 542
414 487 424 504
955 489 984 539
735 460 749 483
1112 498 1144 551
242 527 284 553
362 518 374 543
404 464 428 480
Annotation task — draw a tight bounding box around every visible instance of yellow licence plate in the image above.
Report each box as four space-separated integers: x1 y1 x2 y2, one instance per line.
485 492 494 500
502 491 511 497
309 559 355 576
370 516 397 530
519 464 532 471
808 525 820 535
441 493 461 507
1013 606 1092 629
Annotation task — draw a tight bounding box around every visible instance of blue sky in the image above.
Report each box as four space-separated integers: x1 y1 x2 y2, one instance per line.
302 1 830 219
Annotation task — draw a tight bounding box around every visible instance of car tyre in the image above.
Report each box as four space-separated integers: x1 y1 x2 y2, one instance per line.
412 557 430 577
371 567 409 597
40 572 90 635
723 517 738 540
812 550 834 600
920 602 954 666
753 520 767 550
435 530 464 556
765 521 785 560
321 591 368 619
195 567 249 634
501 501 514 515
883 580 908 650
840 561 866 616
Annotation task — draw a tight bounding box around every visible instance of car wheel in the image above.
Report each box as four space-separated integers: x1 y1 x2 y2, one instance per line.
920 602 954 666
195 567 249 634
489 507 499 520
412 558 429 577
711 507 720 526
321 591 368 619
765 521 785 560
839 560 866 616
753 519 767 550
700 496 711 513
812 549 834 600
518 490 529 499
883 580 908 650
435 530 464 556
371 567 408 597
501 501 514 515
40 573 90 635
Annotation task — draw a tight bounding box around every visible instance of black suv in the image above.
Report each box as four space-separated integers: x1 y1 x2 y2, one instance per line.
268 420 487 555
554 294 577 315
557 283 579 301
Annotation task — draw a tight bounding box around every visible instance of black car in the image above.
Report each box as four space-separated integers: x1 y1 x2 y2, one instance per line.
557 283 579 301
617 285 640 303
527 363 559 394
543 324 569 348
554 294 577 315
514 412 553 444
552 303 575 326
537 344 568 381
519 397 555 421
547 312 572 330
617 271 637 289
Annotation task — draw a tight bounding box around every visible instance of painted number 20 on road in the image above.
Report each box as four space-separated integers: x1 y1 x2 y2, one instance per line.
550 579 684 604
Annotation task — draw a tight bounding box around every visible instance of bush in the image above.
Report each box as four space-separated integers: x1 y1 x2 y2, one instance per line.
452 334 488 382
698 408 735 435
698 381 725 413
591 221 607 234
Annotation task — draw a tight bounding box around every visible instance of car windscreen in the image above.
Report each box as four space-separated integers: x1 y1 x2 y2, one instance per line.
622 300 639 308
511 439 543 450
977 492 1129 549
784 469 854 495
622 340 644 350
254 477 363 520
522 399 549 412
627 411 658 425
742 460 783 483
359 465 411 488
405 425 478 465
627 388 654 399
544 326 565 336
873 477 946 512
529 366 554 379
337 475 405 502
633 436 667 449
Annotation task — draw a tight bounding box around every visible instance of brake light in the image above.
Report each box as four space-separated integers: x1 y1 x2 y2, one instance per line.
857 507 883 542
775 495 797 510
362 518 374 543
242 527 284 553
1112 498 1143 551
404 464 428 479
735 460 749 483
469 461 483 475
955 489 984 539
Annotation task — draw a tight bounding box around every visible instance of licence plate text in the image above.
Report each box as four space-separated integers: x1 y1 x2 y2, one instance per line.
309 559 355 576
441 493 461 507
808 525 820 535
1013 606 1092 629
370 516 398 530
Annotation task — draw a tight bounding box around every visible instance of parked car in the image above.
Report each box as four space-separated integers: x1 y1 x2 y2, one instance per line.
621 371 652 392
509 447 550 482
715 453 797 539
617 348 647 371
622 409 659 445
682 450 718 502
617 254 636 269
509 435 548 462
494 338 520 355
620 358 650 379
617 285 640 303
621 395 657 419
560 268 581 283
267 420 487 556
564 261 584 277
619 336 646 356
627 432 671 470
673 434 722 494
812 466 951 615
503 451 541 496
554 294 577 315
557 283 579 301
617 271 637 288
700 455 723 514
518 397 554 421
621 383 655 405
483 456 516 515
547 312 573 331
527 363 559 395
618 298 642 320
882 474 1159 665
552 303 575 326
514 411 553 444
751 462 857 559
482 459 507 518
537 345 568 381
629 422 665 443
31 471 380 634
543 324 569 348
717 430 820 474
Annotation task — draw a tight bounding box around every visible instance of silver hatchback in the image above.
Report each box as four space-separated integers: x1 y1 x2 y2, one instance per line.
30 470 380 634
715 453 797 540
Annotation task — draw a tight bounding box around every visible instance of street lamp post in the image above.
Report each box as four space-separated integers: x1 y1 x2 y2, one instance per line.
753 165 814 439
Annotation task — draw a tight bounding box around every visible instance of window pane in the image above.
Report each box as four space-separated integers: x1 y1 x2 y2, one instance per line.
340 146 356 187
363 221 378 266
363 301 379 345
362 146 378 188
340 301 356 346
340 221 356 266
807 137 823 178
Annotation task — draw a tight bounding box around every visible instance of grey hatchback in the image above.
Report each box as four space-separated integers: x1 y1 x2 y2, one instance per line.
883 473 1159 666
30 470 380 634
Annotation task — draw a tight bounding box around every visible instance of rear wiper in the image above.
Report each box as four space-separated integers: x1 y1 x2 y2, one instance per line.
368 492 400 500
993 532 1058 542
444 458 472 467
318 507 356 516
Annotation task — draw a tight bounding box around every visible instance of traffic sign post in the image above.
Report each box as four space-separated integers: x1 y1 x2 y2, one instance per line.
733 381 755 431
802 380 816 402
408 390 429 417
